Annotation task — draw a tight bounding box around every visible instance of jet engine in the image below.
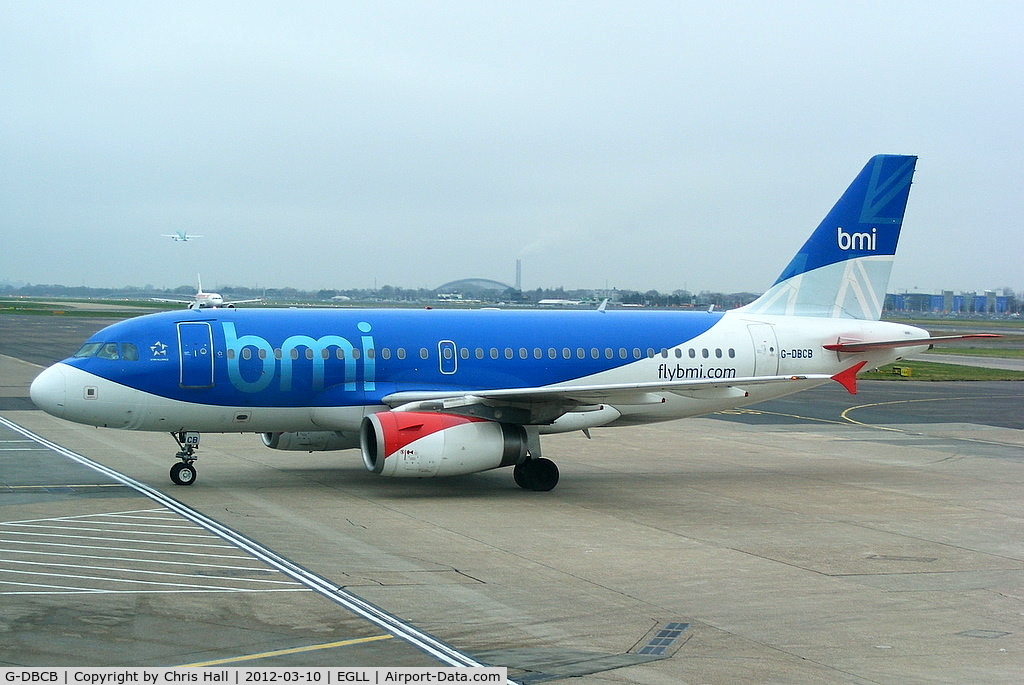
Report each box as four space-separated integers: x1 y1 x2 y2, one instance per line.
261 430 359 451
360 411 527 477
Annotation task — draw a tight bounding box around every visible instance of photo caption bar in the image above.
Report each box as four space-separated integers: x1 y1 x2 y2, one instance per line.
0 669 509 685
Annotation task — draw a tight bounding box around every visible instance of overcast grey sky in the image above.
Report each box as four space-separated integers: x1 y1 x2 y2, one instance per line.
2 2 1021 295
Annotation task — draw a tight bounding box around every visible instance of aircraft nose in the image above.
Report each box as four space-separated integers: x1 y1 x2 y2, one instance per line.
30 364 67 418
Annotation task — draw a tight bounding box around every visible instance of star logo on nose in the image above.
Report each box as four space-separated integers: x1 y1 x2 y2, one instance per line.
151 341 168 356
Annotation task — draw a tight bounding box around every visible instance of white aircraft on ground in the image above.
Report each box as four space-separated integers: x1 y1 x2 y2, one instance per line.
32 155 995 489
152 275 262 310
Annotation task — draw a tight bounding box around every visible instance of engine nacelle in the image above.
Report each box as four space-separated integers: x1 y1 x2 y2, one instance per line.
261 430 359 451
360 411 527 477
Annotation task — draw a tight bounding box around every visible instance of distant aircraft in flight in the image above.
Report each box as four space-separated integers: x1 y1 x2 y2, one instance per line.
32 155 996 490
162 231 203 242
152 275 262 310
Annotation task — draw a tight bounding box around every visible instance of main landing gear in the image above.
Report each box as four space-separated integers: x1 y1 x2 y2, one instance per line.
513 457 559 491
513 430 559 491
169 431 200 486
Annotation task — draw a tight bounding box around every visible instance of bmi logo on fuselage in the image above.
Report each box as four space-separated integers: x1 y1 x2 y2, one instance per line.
222 321 375 394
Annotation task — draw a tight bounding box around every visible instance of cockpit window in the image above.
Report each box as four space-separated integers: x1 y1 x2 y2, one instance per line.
73 342 103 358
97 343 120 360
72 342 139 360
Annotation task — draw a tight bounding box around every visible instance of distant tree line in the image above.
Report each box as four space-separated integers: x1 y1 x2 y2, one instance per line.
8 282 1015 314
2 281 764 308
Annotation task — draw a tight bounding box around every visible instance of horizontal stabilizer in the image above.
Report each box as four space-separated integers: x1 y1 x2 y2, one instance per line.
831 361 867 394
824 333 1001 354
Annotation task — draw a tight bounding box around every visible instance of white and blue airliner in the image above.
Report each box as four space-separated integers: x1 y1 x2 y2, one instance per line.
31 155 989 490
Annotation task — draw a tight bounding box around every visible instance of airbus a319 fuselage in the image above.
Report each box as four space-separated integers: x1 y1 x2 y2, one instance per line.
30 308 926 434
33 155 977 491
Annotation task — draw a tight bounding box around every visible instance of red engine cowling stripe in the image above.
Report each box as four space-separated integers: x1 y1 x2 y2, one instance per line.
375 412 487 457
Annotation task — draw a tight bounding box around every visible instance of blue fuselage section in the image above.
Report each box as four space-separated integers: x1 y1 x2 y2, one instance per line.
64 308 725 408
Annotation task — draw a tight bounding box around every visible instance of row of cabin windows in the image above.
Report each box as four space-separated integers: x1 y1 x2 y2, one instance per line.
227 346 737 362
74 342 738 364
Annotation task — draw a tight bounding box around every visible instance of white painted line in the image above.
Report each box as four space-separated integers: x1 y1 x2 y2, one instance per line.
2 559 300 585
4 508 169 524
6 523 226 538
0 530 239 548
0 538 256 559
0 567 290 592
1 577 309 596
0 547 280 571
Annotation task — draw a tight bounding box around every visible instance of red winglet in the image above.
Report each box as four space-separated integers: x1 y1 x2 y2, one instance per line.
831 361 867 395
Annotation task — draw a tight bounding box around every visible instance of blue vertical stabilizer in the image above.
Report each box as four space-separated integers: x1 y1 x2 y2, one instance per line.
741 154 917 320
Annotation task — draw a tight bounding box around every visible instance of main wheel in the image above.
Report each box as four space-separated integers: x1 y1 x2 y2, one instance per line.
170 461 197 486
513 458 559 491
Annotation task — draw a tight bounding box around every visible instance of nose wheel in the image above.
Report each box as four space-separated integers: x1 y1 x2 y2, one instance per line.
170 460 197 486
169 431 200 486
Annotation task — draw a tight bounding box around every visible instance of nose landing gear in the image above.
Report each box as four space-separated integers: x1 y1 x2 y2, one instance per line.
169 431 200 486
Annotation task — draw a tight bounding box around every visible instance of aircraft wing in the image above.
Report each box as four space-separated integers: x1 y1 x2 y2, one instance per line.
823 333 1000 353
150 297 192 304
224 298 263 306
381 372 839 422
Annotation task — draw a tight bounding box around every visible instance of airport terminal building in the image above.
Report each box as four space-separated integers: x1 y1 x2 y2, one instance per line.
886 289 1017 315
